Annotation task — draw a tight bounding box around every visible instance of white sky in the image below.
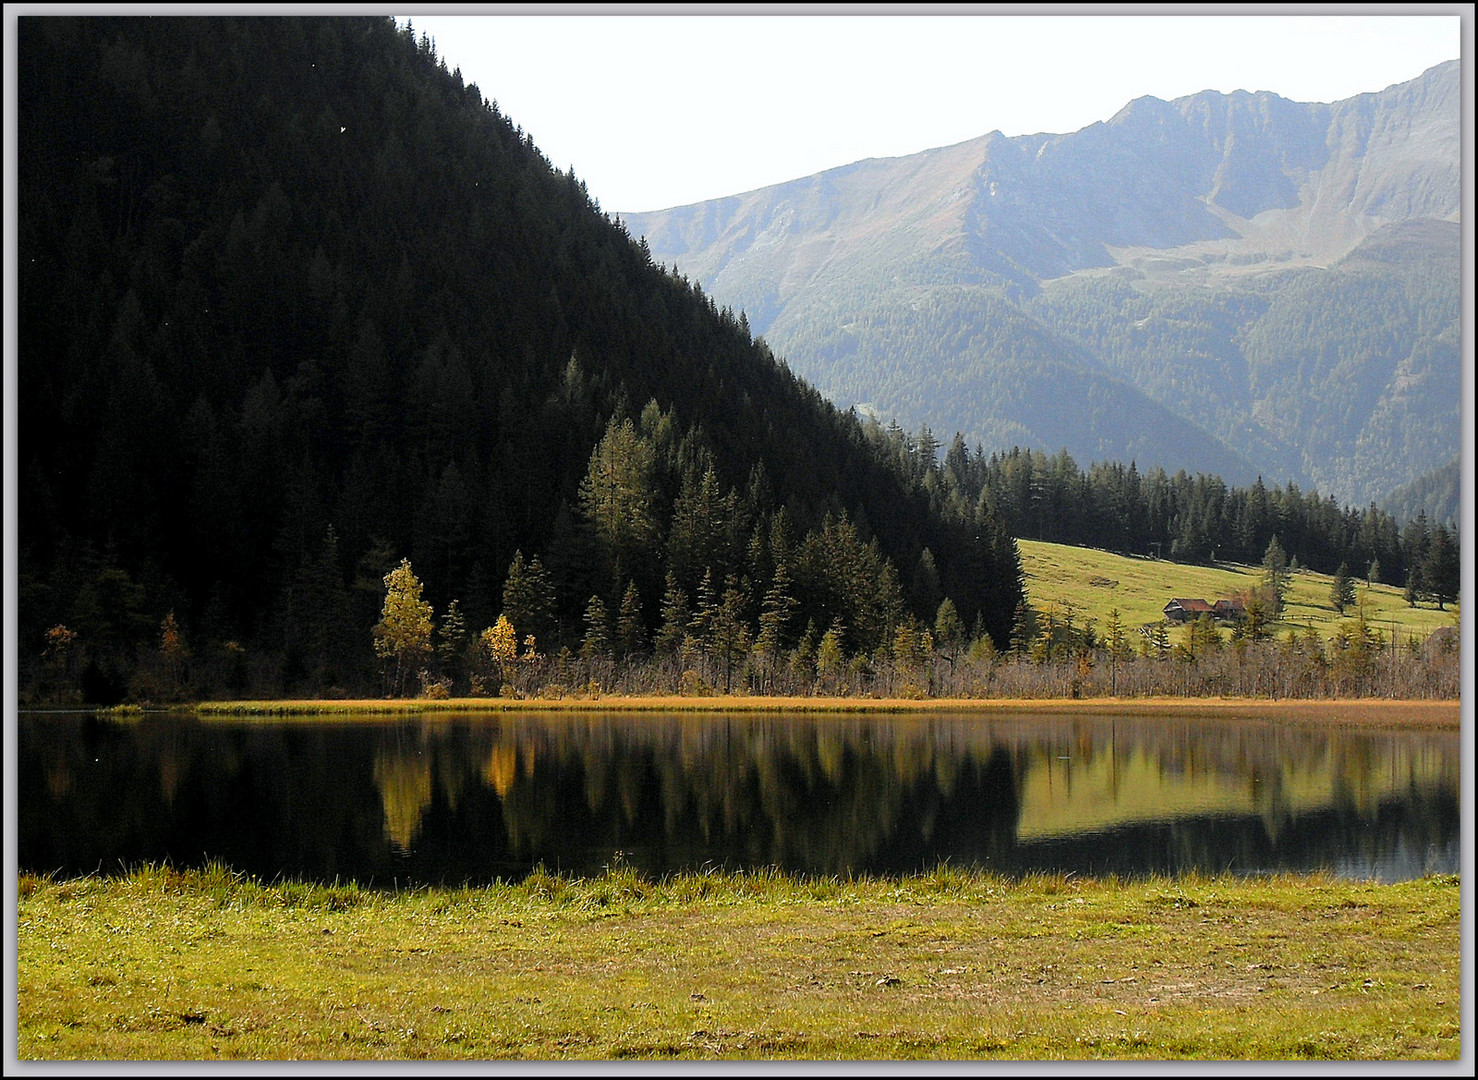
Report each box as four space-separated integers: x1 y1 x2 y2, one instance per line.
400 7 1465 214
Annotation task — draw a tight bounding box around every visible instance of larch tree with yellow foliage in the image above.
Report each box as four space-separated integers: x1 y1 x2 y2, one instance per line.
373 559 433 697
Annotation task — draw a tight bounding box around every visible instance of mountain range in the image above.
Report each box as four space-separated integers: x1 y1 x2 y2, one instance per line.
619 60 1462 510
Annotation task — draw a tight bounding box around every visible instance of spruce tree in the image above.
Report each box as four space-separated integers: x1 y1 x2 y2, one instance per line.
709 574 751 694
755 558 797 679
581 595 611 663
501 550 557 649
616 580 645 659
654 572 690 657
1262 537 1291 616
436 598 468 693
1422 525 1459 610
816 619 846 691
933 597 965 669
1329 563 1355 615
579 416 658 594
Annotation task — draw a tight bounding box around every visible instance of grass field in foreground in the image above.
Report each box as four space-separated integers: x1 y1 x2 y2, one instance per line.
17 865 1460 1061
1017 539 1458 643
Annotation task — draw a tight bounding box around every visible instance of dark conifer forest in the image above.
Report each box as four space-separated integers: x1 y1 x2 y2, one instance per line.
17 17 1455 706
17 16 1023 702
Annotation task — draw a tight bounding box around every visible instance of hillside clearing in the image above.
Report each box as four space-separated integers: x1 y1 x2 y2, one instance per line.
1017 540 1456 645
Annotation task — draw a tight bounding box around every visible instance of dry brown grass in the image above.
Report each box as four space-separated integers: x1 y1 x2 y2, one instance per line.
194 696 1460 729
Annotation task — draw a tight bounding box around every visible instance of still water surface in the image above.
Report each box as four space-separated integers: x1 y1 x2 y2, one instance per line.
18 709 1459 886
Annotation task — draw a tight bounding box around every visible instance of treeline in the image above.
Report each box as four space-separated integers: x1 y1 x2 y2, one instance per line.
857 423 1460 605
35 535 1454 707
17 16 1021 704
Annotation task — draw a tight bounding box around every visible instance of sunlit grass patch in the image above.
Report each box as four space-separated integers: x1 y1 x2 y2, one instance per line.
18 864 1460 1061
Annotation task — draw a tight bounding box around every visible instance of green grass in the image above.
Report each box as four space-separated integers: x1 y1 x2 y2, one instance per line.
1018 539 1457 643
17 864 1460 1061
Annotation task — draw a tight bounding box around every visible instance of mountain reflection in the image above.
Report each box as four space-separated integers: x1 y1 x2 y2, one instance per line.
18 711 1459 885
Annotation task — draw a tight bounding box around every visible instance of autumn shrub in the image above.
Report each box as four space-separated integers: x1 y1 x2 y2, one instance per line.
679 669 711 696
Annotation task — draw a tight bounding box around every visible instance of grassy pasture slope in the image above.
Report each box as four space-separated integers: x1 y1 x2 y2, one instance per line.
1017 540 1457 645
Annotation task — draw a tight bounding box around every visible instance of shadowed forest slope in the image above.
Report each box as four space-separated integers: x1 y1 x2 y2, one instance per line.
17 16 1022 702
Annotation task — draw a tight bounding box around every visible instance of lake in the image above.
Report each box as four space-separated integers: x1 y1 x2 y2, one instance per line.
17 708 1459 886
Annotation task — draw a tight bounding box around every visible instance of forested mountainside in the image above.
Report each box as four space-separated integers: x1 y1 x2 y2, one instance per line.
1382 457 1461 531
621 62 1461 509
1027 218 1461 503
17 16 1023 703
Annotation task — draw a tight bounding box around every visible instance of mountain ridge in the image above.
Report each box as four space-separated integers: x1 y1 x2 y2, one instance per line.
619 60 1462 506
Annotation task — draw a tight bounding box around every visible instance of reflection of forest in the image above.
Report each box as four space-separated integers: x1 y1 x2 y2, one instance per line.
17 712 1460 884
456 715 1025 875
363 713 1459 873
1005 718 1458 841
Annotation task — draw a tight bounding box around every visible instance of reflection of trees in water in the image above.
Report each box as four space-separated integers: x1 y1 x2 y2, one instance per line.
16 713 1461 885
373 750 432 853
554 731 1006 874
392 714 1456 878
467 717 1021 875
20 716 392 882
1014 788 1461 880
992 717 1457 837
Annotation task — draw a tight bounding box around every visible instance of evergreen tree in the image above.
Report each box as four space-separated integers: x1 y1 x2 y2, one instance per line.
1180 614 1221 660
1105 607 1126 695
933 597 965 669
500 551 556 649
581 594 611 664
1329 563 1355 615
816 619 846 692
1147 620 1171 659
292 524 356 690
579 416 658 594
436 598 468 693
615 580 646 659
666 464 738 592
1241 591 1272 641
1009 601 1033 655
688 568 718 649
1261 537 1291 616
1422 525 1459 610
654 572 690 658
754 557 797 690
909 548 942 622
709 574 751 694
787 620 819 691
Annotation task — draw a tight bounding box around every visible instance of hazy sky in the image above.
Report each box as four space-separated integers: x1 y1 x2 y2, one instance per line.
400 8 1464 214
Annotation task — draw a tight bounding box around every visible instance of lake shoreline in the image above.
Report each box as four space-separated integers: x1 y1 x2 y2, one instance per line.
179 695 1462 728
